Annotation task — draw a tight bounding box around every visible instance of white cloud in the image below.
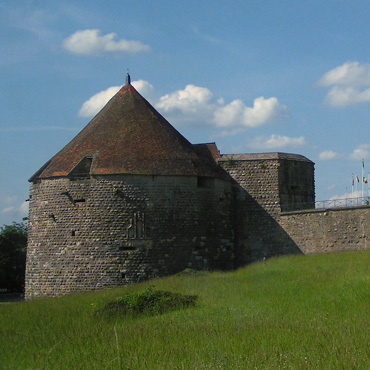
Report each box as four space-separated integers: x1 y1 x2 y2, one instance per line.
216 128 245 138
318 150 341 160
156 84 214 119
1 4 56 46
248 135 307 150
329 191 352 201
0 197 28 223
2 196 17 205
78 80 155 118
62 29 150 56
132 80 156 101
156 86 288 128
20 201 29 216
191 25 220 43
78 81 289 132
78 85 121 117
155 84 221 127
318 62 370 87
1 206 15 214
214 97 289 128
349 144 370 161
318 62 370 106
324 86 370 107
327 191 366 207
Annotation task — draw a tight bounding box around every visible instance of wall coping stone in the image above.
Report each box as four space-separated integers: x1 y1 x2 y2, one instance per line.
281 204 370 216
219 152 313 163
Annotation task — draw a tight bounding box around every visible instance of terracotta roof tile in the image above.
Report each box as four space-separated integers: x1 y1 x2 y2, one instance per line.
31 83 228 181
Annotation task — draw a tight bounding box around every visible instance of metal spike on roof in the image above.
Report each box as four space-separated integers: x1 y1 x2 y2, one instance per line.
125 71 131 86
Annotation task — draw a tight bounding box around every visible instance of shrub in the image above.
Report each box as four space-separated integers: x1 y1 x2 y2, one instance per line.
96 286 197 318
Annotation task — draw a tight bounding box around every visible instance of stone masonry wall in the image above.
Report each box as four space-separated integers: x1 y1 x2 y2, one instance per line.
278 160 315 211
219 157 281 217
25 174 234 299
279 206 370 254
219 157 301 265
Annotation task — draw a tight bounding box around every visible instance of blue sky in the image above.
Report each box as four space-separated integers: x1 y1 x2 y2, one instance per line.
2 0 370 226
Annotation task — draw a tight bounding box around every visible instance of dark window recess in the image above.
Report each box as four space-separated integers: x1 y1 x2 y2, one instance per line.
119 246 136 251
71 230 76 236
121 272 126 279
197 176 214 189
74 199 86 203
68 157 93 178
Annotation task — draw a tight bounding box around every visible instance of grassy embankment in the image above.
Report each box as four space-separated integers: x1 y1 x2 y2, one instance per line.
1 251 370 369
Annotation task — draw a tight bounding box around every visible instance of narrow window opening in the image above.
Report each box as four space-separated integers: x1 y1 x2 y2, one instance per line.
74 199 86 203
48 213 56 222
120 246 136 251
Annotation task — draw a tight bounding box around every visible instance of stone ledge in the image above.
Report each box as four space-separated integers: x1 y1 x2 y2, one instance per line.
281 204 370 216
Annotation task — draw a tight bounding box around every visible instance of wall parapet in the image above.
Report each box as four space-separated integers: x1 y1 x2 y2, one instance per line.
281 196 369 213
281 204 370 216
279 205 370 255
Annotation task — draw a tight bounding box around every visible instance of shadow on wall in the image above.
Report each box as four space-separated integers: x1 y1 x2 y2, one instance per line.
0 293 24 303
231 179 303 267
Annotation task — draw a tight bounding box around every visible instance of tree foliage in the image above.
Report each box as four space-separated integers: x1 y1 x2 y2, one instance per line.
0 223 28 293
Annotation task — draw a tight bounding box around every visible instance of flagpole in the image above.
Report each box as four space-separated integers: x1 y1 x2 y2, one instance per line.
362 159 365 200
352 173 354 197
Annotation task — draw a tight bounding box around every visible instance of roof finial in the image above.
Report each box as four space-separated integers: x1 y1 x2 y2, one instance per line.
125 68 131 86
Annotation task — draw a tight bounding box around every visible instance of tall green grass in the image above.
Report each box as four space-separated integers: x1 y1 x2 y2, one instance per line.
1 251 370 369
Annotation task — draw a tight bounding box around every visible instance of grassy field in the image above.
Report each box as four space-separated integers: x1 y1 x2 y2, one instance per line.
1 251 370 369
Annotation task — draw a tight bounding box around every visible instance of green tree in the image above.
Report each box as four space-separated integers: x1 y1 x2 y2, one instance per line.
0 223 27 293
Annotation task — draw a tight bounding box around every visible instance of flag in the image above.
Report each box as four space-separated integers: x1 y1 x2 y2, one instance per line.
356 175 360 183
364 177 368 184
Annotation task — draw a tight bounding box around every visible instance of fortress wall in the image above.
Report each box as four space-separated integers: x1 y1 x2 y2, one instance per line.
219 157 281 218
25 175 234 299
278 160 315 210
219 156 315 265
279 206 370 254
219 158 300 265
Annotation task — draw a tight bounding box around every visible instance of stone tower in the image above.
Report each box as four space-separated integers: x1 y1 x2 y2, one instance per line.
25 75 234 299
218 153 315 265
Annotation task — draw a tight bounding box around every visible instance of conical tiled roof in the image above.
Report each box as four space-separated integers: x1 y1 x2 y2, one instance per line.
30 76 228 181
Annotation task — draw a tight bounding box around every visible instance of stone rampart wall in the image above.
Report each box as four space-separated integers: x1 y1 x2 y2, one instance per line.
279 206 370 254
219 158 301 265
278 160 315 209
219 157 281 217
25 174 234 299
